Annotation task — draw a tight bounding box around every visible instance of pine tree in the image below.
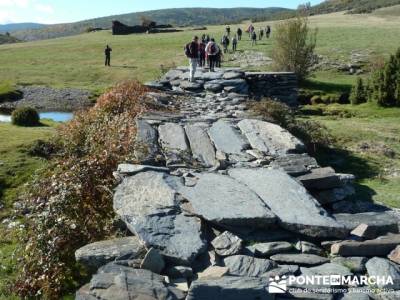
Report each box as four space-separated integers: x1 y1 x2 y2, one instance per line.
350 77 367 105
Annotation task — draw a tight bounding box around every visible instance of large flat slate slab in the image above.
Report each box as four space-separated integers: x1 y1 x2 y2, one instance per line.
228 168 348 238
223 255 277 277
238 119 305 155
185 124 217 167
158 123 189 152
75 237 145 269
187 276 274 300
366 257 400 289
178 173 277 229
208 120 249 154
135 119 160 162
113 171 207 264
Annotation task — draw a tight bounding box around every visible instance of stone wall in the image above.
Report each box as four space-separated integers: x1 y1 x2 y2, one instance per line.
245 72 298 106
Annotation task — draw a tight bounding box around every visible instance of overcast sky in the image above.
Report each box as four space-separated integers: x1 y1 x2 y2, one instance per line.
0 0 324 24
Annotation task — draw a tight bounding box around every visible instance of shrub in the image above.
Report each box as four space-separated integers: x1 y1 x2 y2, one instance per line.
310 95 323 105
15 82 149 298
11 107 40 126
367 48 400 107
350 77 367 105
272 15 318 81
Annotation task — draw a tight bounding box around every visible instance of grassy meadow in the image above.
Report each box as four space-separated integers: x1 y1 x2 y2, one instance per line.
0 10 400 296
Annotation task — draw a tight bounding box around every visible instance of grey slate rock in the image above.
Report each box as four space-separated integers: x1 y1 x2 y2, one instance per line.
313 185 355 205
262 264 299 278
223 71 245 80
300 263 353 277
180 81 204 91
166 266 193 279
185 124 217 167
117 164 169 176
75 237 145 269
135 119 160 162
141 248 165 274
271 154 318 176
187 276 274 300
238 119 305 155
297 167 349 190
211 231 242 257
158 123 189 152
204 82 223 93
270 254 329 266
295 241 323 255
331 257 367 273
223 255 277 277
178 173 277 229
334 212 399 238
331 234 400 257
79 268 184 300
208 120 250 154
113 171 207 264
228 168 348 239
366 257 400 289
246 241 294 257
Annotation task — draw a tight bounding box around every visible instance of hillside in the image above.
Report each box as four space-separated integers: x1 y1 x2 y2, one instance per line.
310 0 400 14
0 22 46 33
10 7 291 41
0 33 19 45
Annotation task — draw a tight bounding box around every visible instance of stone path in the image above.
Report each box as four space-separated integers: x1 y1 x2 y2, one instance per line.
75 67 400 300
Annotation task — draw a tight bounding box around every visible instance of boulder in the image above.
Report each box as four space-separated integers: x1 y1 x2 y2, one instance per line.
228 168 348 239
238 119 305 155
300 263 353 277
334 212 399 238
209 120 250 155
185 124 217 167
141 248 165 274
313 185 355 205
180 81 203 92
365 257 400 289
223 255 277 277
246 241 294 257
331 234 400 257
198 266 229 279
113 171 207 264
271 154 318 176
223 71 245 80
331 257 367 273
295 241 323 255
187 276 273 300
178 173 277 229
211 231 242 257
75 237 145 269
204 82 223 93
158 123 189 152
166 266 193 279
164 69 184 81
261 264 299 278
388 246 400 264
270 254 329 266
297 167 345 190
135 119 160 163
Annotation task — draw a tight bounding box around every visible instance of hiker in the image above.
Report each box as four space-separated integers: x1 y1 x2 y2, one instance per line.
216 49 223 68
185 36 199 82
104 45 112 66
248 24 254 38
251 31 257 46
237 28 242 41
205 38 220 72
226 25 231 36
266 25 271 38
206 34 210 43
222 35 229 54
199 39 206 67
259 28 264 40
232 35 238 52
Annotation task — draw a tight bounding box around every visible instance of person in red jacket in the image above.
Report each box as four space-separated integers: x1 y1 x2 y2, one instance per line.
185 36 199 82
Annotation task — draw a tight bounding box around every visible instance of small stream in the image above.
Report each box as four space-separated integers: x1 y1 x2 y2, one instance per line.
0 111 73 123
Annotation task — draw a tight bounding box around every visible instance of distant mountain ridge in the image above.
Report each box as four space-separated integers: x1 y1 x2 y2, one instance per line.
0 23 46 33
8 7 292 41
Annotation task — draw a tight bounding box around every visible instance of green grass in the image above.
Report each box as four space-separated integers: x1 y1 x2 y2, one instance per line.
0 121 56 296
300 103 400 208
0 11 399 91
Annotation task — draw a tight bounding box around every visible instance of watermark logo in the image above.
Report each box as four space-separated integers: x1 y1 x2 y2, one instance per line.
268 275 287 293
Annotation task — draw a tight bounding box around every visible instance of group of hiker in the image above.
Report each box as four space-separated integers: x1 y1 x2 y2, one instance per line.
247 24 272 46
184 24 272 81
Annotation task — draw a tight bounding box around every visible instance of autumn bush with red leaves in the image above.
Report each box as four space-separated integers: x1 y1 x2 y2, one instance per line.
14 82 149 298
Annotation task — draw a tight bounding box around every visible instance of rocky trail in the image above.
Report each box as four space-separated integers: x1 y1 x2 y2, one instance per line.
75 67 400 300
